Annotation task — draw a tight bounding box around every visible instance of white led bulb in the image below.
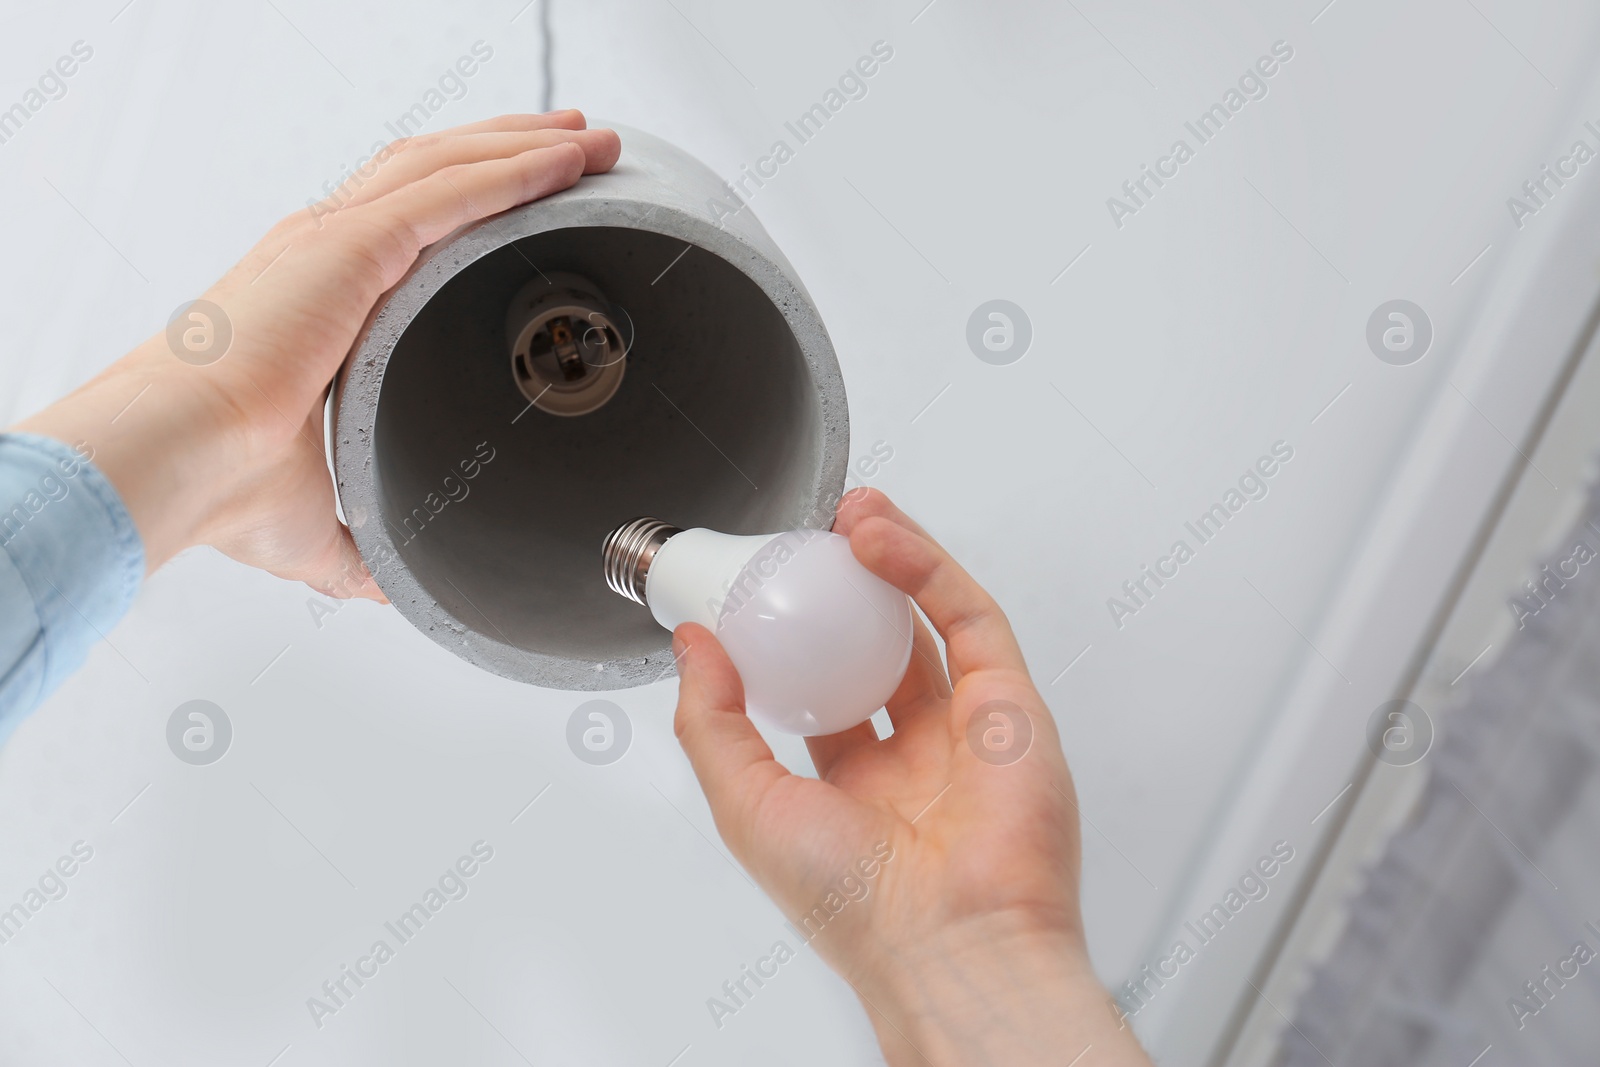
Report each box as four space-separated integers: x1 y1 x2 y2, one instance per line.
603 519 914 735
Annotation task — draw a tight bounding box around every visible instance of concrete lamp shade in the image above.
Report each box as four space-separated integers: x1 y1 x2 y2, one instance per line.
332 126 850 691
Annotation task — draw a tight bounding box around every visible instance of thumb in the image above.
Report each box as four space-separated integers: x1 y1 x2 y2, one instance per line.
672 623 787 834
315 528 388 604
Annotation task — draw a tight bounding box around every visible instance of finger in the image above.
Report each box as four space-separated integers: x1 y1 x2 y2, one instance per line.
326 530 388 603
333 143 588 293
883 611 952 729
292 514 386 603
229 145 589 402
234 112 599 269
840 502 968 687
672 624 790 834
438 109 589 136
833 490 969 690
297 399 385 604
849 516 1029 682
323 127 621 213
805 719 878 780
833 487 938 545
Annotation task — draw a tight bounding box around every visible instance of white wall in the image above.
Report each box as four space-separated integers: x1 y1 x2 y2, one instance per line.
1 1 1597 1064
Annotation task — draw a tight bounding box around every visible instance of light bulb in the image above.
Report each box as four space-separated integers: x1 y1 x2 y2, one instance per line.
603 518 914 735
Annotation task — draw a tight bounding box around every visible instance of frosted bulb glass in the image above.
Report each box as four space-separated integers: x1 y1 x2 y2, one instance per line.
602 521 914 735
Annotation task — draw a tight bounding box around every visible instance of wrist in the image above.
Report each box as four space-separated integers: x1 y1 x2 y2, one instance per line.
14 339 252 571
854 917 1149 1067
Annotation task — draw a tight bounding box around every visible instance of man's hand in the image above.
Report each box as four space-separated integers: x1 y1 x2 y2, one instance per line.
673 488 1152 1067
18 112 620 599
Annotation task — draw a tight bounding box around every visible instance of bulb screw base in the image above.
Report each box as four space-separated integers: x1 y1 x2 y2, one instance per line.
602 517 681 606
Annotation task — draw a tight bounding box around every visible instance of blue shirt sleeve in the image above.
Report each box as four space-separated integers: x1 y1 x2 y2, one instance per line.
0 433 144 742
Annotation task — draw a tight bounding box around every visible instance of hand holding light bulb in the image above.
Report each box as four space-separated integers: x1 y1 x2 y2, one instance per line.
603 517 914 735
664 489 1155 1067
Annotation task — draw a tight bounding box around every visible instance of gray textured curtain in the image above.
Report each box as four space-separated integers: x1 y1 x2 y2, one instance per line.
1281 486 1600 1066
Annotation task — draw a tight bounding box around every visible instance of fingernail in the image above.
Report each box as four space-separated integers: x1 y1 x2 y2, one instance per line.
672 633 687 659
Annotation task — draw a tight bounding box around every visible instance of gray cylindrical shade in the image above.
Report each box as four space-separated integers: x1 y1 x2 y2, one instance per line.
333 126 848 691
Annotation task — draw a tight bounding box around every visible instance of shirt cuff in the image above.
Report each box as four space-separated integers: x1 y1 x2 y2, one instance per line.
0 433 144 741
